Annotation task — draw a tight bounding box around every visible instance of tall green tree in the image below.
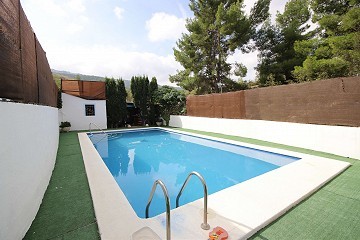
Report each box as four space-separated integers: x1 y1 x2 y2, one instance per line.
254 0 312 85
154 86 186 126
105 77 120 128
170 0 270 94
293 0 360 80
105 77 127 128
148 77 159 125
117 79 128 126
130 76 140 107
130 75 149 122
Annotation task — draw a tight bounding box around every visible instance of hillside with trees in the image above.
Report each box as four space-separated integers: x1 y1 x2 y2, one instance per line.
52 69 131 89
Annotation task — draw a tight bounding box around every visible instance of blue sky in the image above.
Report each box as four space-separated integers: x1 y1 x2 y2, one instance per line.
21 0 287 86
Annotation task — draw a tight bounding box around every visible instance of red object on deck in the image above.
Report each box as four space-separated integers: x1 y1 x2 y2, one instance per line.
208 226 228 240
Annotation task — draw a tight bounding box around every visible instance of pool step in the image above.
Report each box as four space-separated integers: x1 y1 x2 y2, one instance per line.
131 227 161 240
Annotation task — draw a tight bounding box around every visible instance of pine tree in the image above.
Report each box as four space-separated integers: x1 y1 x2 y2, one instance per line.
170 0 270 94
293 0 360 80
254 0 312 85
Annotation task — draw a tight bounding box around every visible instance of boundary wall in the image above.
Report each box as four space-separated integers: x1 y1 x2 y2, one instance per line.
0 102 59 240
186 77 360 127
0 0 57 107
169 116 360 160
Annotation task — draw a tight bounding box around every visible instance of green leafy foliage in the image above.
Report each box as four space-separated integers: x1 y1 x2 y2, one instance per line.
130 76 150 122
59 121 71 128
117 80 127 125
170 0 270 94
254 0 312 85
148 77 159 125
293 56 349 81
57 87 62 109
105 77 127 128
293 0 360 80
154 86 186 126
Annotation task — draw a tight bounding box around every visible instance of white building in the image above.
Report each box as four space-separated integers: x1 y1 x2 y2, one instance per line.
58 79 107 131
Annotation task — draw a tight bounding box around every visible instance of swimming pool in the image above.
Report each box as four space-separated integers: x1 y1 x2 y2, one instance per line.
89 129 299 218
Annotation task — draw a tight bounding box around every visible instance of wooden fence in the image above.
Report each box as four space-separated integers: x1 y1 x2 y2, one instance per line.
186 77 360 127
0 0 57 107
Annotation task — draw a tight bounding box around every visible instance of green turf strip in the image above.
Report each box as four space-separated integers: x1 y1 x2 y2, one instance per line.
24 132 99 240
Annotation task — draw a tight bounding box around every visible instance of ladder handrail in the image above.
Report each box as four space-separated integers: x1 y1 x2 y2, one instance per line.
89 122 106 135
176 171 210 230
145 180 171 240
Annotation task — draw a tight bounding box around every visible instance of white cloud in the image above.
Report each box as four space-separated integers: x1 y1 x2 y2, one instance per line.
177 3 188 18
22 0 89 35
47 44 180 86
65 15 89 34
228 50 259 81
22 0 66 17
146 12 187 42
114 6 125 20
66 23 84 34
243 0 286 22
66 0 86 13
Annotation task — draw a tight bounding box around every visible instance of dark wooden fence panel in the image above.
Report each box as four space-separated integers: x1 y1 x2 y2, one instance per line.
213 94 222 118
0 0 22 101
186 77 360 127
36 38 56 107
20 5 38 103
187 94 215 117
0 0 57 107
222 91 245 119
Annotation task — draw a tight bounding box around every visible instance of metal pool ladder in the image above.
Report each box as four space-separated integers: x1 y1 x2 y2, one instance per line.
88 122 118 144
176 171 210 230
88 122 106 135
145 180 171 240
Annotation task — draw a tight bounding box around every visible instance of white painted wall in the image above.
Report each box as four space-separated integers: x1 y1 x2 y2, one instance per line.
0 102 59 240
170 116 360 160
58 93 107 131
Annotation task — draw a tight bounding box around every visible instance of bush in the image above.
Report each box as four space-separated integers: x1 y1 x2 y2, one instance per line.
60 121 71 128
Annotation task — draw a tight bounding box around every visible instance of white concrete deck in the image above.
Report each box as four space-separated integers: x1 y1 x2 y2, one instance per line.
78 128 350 240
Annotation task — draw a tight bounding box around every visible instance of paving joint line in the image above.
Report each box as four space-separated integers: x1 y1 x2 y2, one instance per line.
323 188 360 202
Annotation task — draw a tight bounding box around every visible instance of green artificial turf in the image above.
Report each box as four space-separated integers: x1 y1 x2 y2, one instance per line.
24 132 99 240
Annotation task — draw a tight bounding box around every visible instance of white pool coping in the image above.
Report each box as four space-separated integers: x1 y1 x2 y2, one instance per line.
78 127 350 240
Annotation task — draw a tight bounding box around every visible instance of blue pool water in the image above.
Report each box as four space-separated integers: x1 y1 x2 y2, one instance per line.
89 129 299 218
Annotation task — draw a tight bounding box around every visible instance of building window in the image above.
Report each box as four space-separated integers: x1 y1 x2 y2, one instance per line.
85 104 95 116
